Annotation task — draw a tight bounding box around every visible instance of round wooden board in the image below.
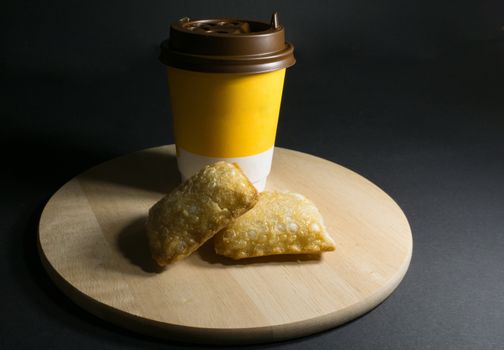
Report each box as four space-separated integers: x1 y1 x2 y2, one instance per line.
38 145 412 344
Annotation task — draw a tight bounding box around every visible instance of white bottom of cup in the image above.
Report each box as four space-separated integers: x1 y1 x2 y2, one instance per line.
251 178 268 192
177 146 274 192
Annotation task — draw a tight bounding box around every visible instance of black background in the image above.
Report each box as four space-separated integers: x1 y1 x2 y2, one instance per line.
2 0 504 349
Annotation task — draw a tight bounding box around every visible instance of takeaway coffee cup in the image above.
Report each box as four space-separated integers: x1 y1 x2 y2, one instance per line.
160 13 295 191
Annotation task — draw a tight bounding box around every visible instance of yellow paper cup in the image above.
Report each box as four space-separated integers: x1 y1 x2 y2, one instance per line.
160 14 295 190
168 67 286 190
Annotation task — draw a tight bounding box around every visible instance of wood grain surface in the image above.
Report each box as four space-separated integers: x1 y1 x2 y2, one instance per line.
38 145 412 344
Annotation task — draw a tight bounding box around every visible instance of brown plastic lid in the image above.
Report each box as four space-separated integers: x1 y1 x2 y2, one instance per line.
159 12 295 74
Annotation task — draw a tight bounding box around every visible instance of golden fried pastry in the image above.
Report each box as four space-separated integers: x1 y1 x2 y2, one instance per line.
147 161 258 266
214 191 335 259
